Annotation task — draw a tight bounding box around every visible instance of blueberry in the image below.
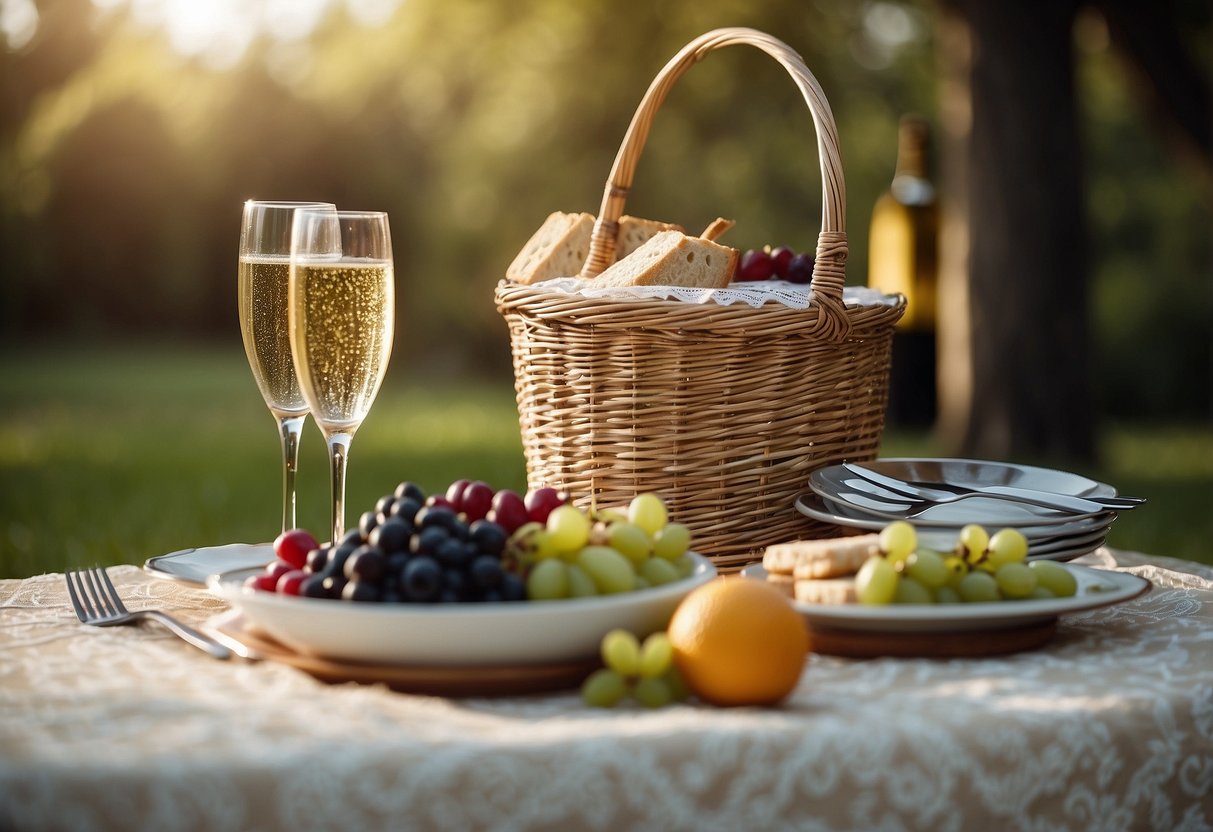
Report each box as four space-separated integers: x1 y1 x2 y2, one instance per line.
469 520 507 556
300 575 328 598
358 511 380 538
327 542 358 577
341 527 366 547
375 495 396 516
389 497 423 525
500 572 526 602
386 551 410 577
442 569 467 597
369 517 411 553
394 481 426 503
415 505 458 532
470 555 504 590
402 556 442 603
305 546 330 574
344 545 386 583
342 580 382 603
435 538 472 571
411 525 448 556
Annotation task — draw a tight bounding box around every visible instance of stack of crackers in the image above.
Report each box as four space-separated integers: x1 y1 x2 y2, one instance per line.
762 534 882 604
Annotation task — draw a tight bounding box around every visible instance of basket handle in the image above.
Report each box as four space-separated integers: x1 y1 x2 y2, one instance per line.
580 27 850 339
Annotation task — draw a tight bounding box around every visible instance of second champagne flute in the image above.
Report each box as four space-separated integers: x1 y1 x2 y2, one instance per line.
288 209 394 543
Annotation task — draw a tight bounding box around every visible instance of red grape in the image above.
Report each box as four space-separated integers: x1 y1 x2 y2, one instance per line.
487 489 528 533
786 253 815 284
525 487 569 524
769 246 795 279
444 479 470 513
737 249 774 281
265 560 293 582
461 481 495 522
276 569 308 596
245 573 278 593
274 529 320 569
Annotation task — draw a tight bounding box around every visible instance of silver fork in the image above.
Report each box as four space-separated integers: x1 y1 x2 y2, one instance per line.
65 567 231 660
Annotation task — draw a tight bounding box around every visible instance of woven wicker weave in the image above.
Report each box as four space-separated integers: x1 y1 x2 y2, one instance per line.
495 28 905 570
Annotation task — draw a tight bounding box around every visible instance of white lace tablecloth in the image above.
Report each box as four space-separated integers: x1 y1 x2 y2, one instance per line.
2 549 1211 832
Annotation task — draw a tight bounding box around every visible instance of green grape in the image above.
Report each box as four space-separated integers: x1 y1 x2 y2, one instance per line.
628 493 668 536
987 528 1029 568
640 557 679 587
957 524 990 564
1028 560 1077 597
957 570 1000 602
607 522 651 564
664 666 689 701
547 505 591 554
595 507 629 524
652 523 691 560
879 521 917 562
1030 586 1056 600
856 556 899 605
633 575 650 590
526 558 569 600
943 555 969 586
905 549 949 589
581 668 628 708
995 562 1037 599
676 554 695 578
893 577 934 604
633 676 674 709
638 632 674 678
566 563 599 597
577 546 637 594
935 585 962 604
601 629 641 675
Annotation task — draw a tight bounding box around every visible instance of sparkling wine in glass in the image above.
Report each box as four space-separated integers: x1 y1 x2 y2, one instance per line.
289 209 394 543
239 200 336 535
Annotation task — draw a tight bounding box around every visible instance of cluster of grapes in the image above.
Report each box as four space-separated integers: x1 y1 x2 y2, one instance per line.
735 245 815 283
856 521 1079 605
581 629 689 709
245 480 569 604
509 493 695 600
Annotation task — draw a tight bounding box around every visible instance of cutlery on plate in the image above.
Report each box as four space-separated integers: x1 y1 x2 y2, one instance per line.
65 566 232 660
841 463 1141 514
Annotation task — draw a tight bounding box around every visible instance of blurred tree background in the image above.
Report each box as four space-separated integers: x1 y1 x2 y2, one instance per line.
3 0 1207 412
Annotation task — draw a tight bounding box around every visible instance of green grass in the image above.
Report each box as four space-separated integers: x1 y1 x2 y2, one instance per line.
1 343 1209 579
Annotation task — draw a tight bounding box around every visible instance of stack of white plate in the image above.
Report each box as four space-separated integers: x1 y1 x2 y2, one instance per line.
796 458 1130 562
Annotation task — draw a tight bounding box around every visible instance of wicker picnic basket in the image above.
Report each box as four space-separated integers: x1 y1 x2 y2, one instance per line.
495 28 905 570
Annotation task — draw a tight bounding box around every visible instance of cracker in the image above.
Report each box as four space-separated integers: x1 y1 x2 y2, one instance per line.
763 534 881 579
794 577 858 605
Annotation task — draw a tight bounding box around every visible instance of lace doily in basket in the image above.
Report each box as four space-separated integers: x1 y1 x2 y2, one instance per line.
536 277 899 310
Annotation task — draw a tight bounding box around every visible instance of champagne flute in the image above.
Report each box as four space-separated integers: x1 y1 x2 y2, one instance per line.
288 209 394 543
238 200 336 534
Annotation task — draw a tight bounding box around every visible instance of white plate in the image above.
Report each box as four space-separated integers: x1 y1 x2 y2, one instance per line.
743 563 1150 633
208 553 717 666
145 543 276 586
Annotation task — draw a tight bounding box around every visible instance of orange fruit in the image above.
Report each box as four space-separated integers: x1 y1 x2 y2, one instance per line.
666 576 809 706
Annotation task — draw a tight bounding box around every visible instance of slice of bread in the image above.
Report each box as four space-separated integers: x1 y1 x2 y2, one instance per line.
590 231 738 289
506 213 687 285
506 211 595 285
616 216 685 259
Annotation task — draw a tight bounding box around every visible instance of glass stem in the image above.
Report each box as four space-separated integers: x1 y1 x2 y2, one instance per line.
277 413 307 534
326 431 354 544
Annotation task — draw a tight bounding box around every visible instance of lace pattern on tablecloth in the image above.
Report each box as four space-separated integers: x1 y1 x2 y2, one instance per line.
1 549 1210 832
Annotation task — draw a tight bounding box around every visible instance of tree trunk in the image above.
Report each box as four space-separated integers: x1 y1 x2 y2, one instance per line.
935 0 1096 463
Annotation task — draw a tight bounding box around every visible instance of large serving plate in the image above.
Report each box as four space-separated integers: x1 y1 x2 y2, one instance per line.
844 458 1117 498
208 553 716 666
145 543 276 586
746 563 1149 633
